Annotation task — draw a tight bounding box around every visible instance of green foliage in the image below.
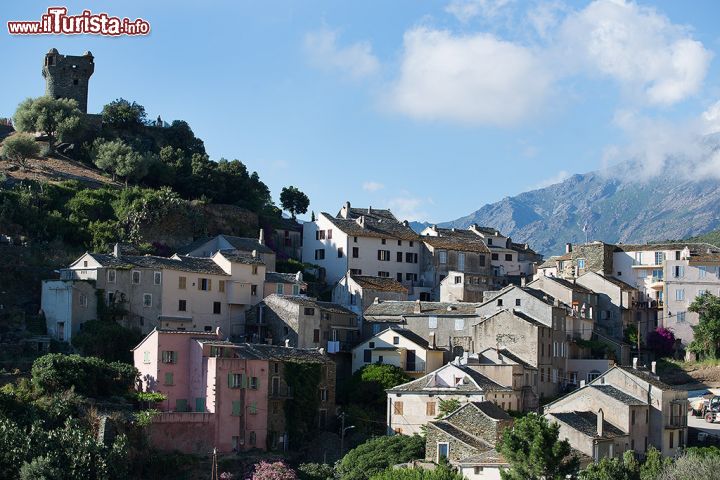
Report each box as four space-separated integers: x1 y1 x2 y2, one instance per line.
688 292 720 358
13 96 83 151
640 447 672 480
370 462 464 480
93 138 148 185
579 451 639 480
498 413 579 480
134 409 160 428
625 324 639 347
337 435 425 480
280 186 310 219
284 362 321 448
1 133 40 167
135 392 167 403
101 98 147 130
298 463 335 480
31 353 137 398
435 399 461 419
342 364 411 408
71 320 143 363
656 451 720 480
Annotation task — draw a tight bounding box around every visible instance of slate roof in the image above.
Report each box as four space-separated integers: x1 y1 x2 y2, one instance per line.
350 275 408 293
342 207 398 222
89 253 229 275
538 257 559 269
422 234 491 254
689 252 720 263
539 276 594 294
175 235 274 255
428 421 490 451
598 274 637 291
494 348 537 370
269 294 356 315
458 450 507 466
266 272 302 284
469 401 512 420
590 385 646 405
364 300 482 318
387 364 510 393
549 411 627 439
614 242 720 253
216 251 266 265
613 365 679 391
387 327 432 349
322 213 419 241
196 341 331 363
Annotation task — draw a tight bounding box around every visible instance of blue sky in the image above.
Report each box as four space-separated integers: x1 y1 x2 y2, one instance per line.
3 1 720 223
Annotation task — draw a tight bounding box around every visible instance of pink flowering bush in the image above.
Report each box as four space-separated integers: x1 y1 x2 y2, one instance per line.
252 461 298 480
647 327 675 358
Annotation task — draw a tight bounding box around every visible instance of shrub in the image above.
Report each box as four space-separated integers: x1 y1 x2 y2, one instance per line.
1 133 40 167
337 435 425 480
31 353 137 398
252 461 298 480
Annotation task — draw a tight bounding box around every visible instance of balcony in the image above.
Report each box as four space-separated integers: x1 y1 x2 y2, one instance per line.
327 340 353 353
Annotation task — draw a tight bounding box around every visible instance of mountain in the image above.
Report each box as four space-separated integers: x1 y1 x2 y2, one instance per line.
427 168 720 256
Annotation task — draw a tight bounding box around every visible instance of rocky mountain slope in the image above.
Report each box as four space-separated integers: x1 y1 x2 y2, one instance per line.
416 168 720 256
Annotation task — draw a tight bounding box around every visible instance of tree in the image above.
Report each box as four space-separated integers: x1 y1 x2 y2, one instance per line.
646 327 675 358
13 96 82 152
370 462 464 480
341 364 411 409
688 292 720 358
101 98 147 130
579 451 639 480
640 447 672 480
31 353 137 398
337 434 425 480
1 133 40 167
92 139 148 186
498 413 579 480
656 451 720 480
71 320 143 363
298 463 335 480
435 399 461 419
280 186 310 219
252 461 298 480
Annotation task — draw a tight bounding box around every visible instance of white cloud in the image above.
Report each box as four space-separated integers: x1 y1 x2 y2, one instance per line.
556 0 712 106
387 193 433 222
303 28 380 79
445 0 514 23
388 27 552 126
532 170 570 189
362 181 384 192
526 1 566 39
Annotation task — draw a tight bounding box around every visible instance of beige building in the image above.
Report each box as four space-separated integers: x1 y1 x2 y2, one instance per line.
179 233 277 272
440 271 491 303
263 272 305 298
351 327 444 377
331 273 409 320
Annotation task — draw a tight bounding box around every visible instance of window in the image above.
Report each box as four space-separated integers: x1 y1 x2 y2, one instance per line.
394 401 404 415
161 351 178 363
699 266 708 278
154 271 162 285
132 270 141 284
354 236 358 243
669 431 674 449
276 283 284 295
655 251 665 265
397 273 403 282
352 247 359 258
382 238 387 245
251 285 258 296
107 292 115 304
458 253 465 271
178 299 187 311
164 372 174 385
228 373 245 389
363 349 371 363
675 289 685 301
315 249 325 260
179 276 187 289
338 247 344 258
143 351 150 364
398 240 402 246
213 302 221 314
455 318 465 330
292 284 300 295
505 253 512 261
251 265 258 275
313 329 320 343
378 250 390 261
79 293 88 307
577 258 586 269
393 336 400 345
454 275 462 284
632 410 636 425
249 376 259 389
438 250 447 264
497 299 503 306
378 271 390 277
83 260 88 267
474 467 484 475
406 273 418 281
199 278 211 291
143 293 152 307
107 269 116 283
428 316 437 329
488 238 493 246
327 229 332 239
676 311 686 323
249 431 257 445
479 254 486 266
437 443 449 461
397 252 403 262
369 341 375 348
587 371 601 382
319 230 326 240
492 253 499 261
674 266 685 278
320 388 328 401
426 402 436 416
218 280 225 293
304 307 315 315
515 298 521 306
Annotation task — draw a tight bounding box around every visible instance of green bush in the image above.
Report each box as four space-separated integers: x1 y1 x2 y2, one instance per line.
1 133 40 167
71 320 143 363
337 435 425 480
370 462 463 480
31 354 137 398
298 463 335 480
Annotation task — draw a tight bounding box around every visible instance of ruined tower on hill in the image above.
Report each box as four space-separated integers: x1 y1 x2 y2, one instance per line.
42 48 94 113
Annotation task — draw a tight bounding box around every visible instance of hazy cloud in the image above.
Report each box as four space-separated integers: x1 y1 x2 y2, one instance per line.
532 170 570 189
362 181 384 192
387 193 433 222
304 28 380 79
445 0 514 23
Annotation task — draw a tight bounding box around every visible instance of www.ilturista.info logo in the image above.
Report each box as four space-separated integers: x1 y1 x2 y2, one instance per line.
7 7 150 36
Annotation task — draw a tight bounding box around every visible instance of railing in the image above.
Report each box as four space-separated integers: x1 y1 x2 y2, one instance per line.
59 269 97 280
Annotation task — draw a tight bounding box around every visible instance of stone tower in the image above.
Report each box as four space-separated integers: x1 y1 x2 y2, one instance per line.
42 48 94 113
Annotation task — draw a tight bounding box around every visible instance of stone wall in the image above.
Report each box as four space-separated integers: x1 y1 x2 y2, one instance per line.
43 50 94 113
425 423 479 463
572 243 614 276
148 412 215 454
446 404 511 445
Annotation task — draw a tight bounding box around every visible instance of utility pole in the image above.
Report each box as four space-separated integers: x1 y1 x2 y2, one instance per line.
339 411 346 457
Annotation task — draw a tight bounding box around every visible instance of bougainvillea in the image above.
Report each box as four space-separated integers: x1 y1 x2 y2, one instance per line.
252 461 298 480
647 327 675 358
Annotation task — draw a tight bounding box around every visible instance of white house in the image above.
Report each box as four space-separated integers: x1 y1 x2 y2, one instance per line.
351 327 444 377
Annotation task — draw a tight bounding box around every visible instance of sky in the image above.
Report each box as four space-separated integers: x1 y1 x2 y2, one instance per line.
3 1 720 223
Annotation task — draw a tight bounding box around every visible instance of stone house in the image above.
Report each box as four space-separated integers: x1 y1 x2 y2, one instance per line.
351 327 444 377
363 299 484 360
575 271 642 340
178 232 277 272
440 271 490 303
331 272 409 322
133 329 335 454
270 217 303 261
263 272 305 298
386 361 519 435
425 401 512 480
466 348 539 411
544 361 687 458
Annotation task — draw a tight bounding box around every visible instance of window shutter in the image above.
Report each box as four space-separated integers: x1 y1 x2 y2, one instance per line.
241 374 247 389
198 279 201 290
228 373 233 387
232 400 241 416
208 279 212 291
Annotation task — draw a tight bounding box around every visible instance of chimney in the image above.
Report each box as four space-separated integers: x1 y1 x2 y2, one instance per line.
284 339 290 348
403 220 409 227
252 249 258 258
651 361 657 375
113 243 121 258
356 216 365 228
319 347 325 355
520 275 526 287
368 206 372 213
414 299 422 314
566 243 572 253
258 229 265 245
373 296 380 304
597 409 604 437
428 332 436 349
580 380 586 388
633 357 638 369
340 201 351 219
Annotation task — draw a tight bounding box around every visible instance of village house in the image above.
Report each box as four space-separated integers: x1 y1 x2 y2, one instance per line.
425 401 513 480
133 328 335 454
178 232 277 272
544 360 688 459
574 271 642 341
270 217 303 261
363 299 484 360
386 360 518 435
465 348 539 411
351 326 444 377
263 272 305 298
331 272 409 321
440 271 490 303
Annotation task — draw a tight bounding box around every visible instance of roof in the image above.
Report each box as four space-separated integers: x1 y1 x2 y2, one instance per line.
614 242 720 253
428 421 490 451
267 294 356 316
538 258 559 269
175 235 274 256
468 401 512 420
387 327 432 349
590 385 646 406
364 300 482 318
688 252 720 264
388 363 510 393
474 348 537 370
322 212 419 241
88 253 229 275
265 272 302 284
421 228 491 254
197 341 331 363
458 450 507 466
341 206 398 222
549 411 627 439
598 274 637 291
131 327 221 351
350 275 408 293
613 365 680 391
215 251 266 265
539 276 594 294
477 309 547 329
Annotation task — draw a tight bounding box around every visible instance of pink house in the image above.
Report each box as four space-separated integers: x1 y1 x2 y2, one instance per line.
133 329 336 454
